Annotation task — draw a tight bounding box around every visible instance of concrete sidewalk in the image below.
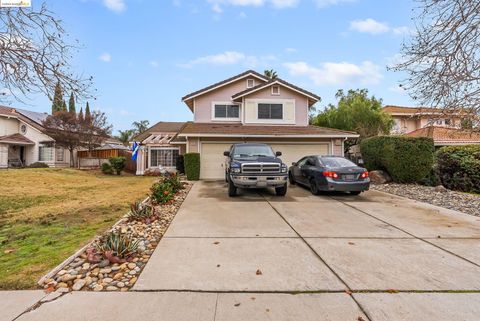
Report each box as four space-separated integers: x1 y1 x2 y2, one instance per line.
5 181 480 320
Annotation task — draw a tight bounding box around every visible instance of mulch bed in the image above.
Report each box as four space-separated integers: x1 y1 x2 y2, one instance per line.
372 183 480 217
39 182 192 292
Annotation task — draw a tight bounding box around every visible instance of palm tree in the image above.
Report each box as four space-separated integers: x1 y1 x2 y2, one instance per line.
132 120 150 135
116 129 134 146
264 69 278 79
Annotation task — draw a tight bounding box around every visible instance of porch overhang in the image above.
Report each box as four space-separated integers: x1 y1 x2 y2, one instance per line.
0 133 35 145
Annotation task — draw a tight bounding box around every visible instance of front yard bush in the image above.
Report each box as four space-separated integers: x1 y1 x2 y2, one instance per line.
28 162 49 168
108 156 126 175
163 173 183 193
360 136 434 183
436 145 480 193
184 152 200 180
150 181 174 204
95 232 139 262
101 162 114 175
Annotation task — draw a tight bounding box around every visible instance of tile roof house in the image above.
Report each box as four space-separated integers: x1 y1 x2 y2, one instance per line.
0 105 70 168
133 70 358 178
383 105 479 146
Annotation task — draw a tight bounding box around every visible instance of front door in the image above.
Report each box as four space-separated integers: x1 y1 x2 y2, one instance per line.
19 146 25 166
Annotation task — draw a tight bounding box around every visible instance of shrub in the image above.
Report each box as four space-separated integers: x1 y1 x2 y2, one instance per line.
101 162 114 175
108 156 126 175
163 173 183 193
96 232 139 260
436 145 480 193
360 136 434 183
420 166 442 187
28 162 49 168
176 154 185 174
150 181 174 204
184 153 200 180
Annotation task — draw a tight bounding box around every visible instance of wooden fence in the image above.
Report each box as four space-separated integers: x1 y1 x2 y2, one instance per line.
77 149 136 173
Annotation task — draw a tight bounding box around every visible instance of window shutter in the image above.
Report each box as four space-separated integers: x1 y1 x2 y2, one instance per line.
284 101 295 122
245 101 256 122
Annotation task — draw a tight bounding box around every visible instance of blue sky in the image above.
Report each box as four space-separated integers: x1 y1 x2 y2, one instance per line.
14 0 417 134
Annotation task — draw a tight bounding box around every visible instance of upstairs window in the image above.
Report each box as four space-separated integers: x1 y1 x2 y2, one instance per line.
271 85 280 95
258 103 283 119
214 104 240 119
246 79 255 88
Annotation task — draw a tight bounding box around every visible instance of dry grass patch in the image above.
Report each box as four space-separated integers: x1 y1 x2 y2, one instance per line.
0 168 156 289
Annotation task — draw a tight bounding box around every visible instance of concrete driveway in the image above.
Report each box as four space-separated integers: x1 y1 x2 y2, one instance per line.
9 181 480 321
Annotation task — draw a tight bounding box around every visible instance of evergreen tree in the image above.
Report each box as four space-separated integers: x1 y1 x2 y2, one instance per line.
51 81 63 113
85 102 92 123
62 100 67 112
68 92 76 114
78 107 84 122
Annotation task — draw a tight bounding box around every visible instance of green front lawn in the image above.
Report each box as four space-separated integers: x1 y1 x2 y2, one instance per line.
0 168 156 289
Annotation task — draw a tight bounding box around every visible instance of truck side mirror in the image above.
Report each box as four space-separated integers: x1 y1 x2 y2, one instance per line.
275 151 282 157
223 151 230 157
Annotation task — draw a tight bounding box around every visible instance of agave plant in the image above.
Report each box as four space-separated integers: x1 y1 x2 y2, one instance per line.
127 201 155 222
96 232 139 260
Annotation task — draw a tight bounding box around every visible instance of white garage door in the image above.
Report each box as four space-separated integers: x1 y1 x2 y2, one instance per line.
200 143 234 179
269 143 330 167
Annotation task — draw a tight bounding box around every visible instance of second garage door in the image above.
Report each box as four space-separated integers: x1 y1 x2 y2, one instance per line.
199 142 330 180
269 143 330 167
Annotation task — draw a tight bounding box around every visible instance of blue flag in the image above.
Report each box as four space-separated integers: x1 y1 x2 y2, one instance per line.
131 142 139 161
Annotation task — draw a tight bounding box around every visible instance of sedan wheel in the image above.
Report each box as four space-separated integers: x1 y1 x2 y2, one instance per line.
288 172 296 185
310 178 320 195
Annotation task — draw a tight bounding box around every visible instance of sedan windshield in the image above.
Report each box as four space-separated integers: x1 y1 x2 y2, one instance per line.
319 157 357 168
233 145 275 158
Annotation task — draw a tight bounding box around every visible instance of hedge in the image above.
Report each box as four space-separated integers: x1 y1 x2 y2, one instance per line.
184 153 200 181
436 145 480 193
360 136 434 183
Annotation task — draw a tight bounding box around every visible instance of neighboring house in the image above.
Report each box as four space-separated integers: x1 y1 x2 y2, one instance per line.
383 105 463 134
133 70 358 178
383 105 479 146
405 126 480 146
0 105 70 168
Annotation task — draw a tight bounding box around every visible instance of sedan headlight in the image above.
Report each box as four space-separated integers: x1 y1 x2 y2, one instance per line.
281 164 287 173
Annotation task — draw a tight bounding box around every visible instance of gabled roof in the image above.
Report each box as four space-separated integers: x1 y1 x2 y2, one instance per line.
178 122 358 138
132 121 187 142
0 133 35 145
232 78 320 106
405 126 480 145
0 105 48 132
181 70 269 109
15 108 49 125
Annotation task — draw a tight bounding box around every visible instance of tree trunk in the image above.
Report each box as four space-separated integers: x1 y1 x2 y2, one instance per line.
69 148 75 168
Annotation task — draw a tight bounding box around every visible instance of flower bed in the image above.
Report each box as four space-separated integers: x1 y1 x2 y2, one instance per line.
39 176 192 292
372 183 480 217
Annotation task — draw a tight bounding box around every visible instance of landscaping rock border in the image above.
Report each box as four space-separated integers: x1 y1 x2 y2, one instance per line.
372 183 480 217
39 182 192 292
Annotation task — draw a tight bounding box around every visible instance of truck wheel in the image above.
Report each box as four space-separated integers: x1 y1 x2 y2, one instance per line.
288 172 296 185
228 178 237 197
275 184 287 196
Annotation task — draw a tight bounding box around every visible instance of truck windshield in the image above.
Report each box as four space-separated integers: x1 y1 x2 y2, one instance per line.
232 145 275 158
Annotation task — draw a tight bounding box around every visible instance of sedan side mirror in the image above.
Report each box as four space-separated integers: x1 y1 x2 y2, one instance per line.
275 151 282 157
223 151 230 157
291 162 297 166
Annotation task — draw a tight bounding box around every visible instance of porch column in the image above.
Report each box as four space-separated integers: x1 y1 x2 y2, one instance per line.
136 146 146 175
0 144 7 168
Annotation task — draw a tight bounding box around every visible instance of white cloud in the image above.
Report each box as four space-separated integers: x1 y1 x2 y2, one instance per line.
283 60 383 86
314 0 356 8
392 26 412 36
212 3 223 13
389 85 406 94
238 11 247 18
99 52 111 62
150 60 159 68
350 18 389 34
271 0 300 8
179 51 276 68
103 0 126 13
207 0 299 12
285 47 298 53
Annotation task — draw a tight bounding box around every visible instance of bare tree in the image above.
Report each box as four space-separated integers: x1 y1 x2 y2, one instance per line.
0 3 93 103
391 0 480 124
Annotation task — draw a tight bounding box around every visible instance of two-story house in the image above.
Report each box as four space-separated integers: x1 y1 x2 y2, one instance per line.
133 70 358 179
0 105 70 168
